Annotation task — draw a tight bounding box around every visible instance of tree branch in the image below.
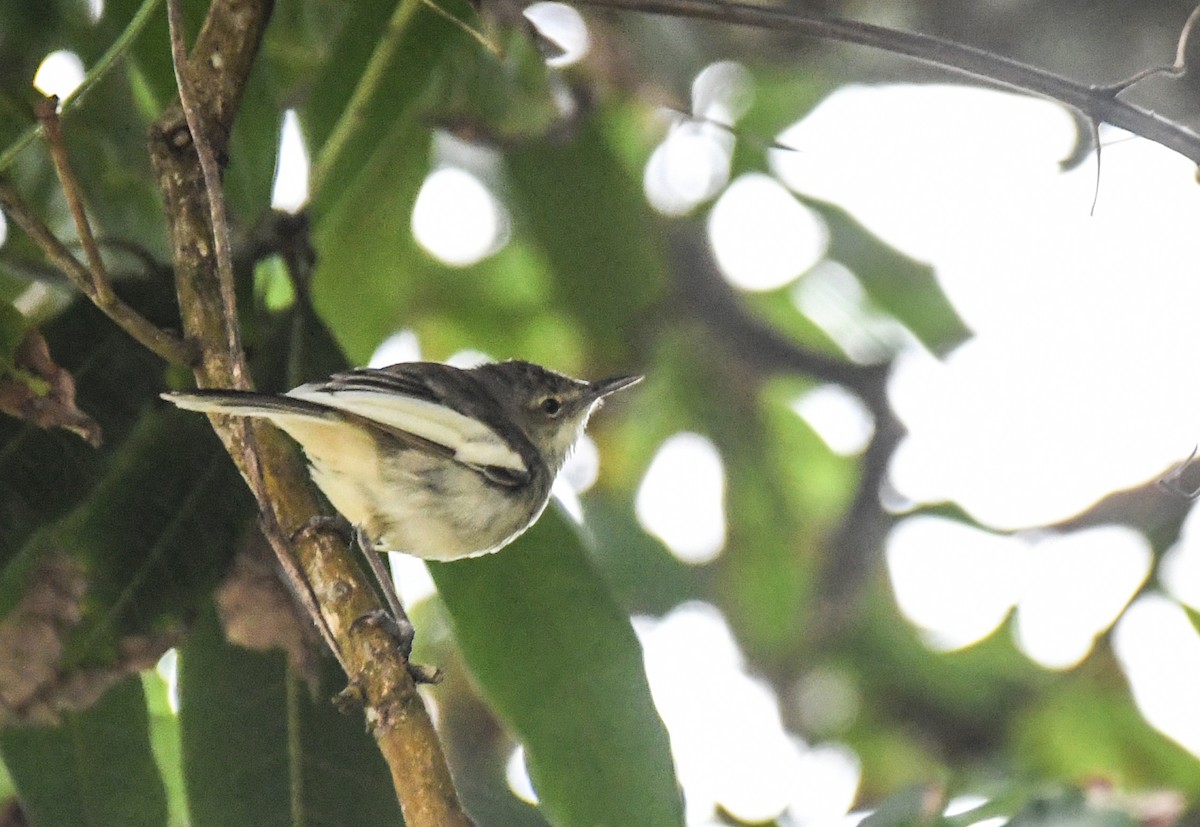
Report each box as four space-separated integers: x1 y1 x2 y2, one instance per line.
569 0 1200 165
146 1 472 823
0 180 196 366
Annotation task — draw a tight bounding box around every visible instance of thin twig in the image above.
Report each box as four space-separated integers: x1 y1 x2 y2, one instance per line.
1175 5 1200 71
36 98 114 301
0 0 164 174
1105 3 1200 92
165 0 246 389
566 0 1200 165
0 179 196 365
421 0 501 57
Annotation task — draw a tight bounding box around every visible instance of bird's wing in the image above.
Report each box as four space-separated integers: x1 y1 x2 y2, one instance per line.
289 362 533 484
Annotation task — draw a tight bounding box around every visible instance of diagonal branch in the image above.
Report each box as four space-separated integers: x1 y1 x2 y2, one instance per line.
36 99 109 291
147 0 473 823
568 0 1200 165
164 0 245 387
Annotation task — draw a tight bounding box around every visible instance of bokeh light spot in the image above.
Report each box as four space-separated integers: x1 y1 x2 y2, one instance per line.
644 122 733 216
792 384 875 456
1014 526 1150 669
369 330 422 367
886 516 1023 650
505 745 538 804
637 604 859 824
636 433 726 564
33 50 85 100
523 2 589 67
412 167 508 267
708 173 828 291
692 61 753 125
889 517 1153 667
156 649 179 714
1114 594 1200 756
271 109 309 213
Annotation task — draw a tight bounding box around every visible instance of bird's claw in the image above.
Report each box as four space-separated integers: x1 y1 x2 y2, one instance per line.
350 608 442 684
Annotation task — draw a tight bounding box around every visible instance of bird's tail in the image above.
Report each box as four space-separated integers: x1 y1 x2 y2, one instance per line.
162 390 337 421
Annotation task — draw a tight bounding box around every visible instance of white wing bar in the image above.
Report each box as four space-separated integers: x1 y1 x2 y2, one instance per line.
286 388 526 472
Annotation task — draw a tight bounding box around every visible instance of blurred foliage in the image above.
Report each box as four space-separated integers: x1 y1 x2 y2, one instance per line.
0 0 1199 825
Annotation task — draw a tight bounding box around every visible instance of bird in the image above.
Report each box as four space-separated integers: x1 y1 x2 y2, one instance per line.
162 359 642 561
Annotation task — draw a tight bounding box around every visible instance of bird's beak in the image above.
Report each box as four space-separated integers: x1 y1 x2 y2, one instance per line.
585 374 643 404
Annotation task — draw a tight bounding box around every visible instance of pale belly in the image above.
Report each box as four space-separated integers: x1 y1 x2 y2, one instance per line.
309 442 548 561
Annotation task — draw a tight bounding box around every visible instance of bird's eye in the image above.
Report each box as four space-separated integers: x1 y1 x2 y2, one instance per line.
540 397 562 416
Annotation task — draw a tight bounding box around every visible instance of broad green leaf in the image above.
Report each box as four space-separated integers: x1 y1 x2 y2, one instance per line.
505 121 667 362
307 6 587 366
305 2 461 213
51 407 249 667
0 675 168 827
433 26 561 142
178 602 405 827
143 668 189 827
0 290 173 579
429 512 684 827
224 66 284 223
582 494 698 616
310 112 435 362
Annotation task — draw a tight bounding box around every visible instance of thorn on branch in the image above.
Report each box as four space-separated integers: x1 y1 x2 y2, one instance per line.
1159 446 1200 500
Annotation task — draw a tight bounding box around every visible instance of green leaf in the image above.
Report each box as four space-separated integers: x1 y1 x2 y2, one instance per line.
305 2 460 212
429 511 684 827
582 494 699 616
433 25 561 142
0 291 174 583
1012 674 1200 794
143 668 189 827
0 300 26 371
0 675 168 827
505 121 667 362
50 407 250 666
805 197 971 354
178 602 405 827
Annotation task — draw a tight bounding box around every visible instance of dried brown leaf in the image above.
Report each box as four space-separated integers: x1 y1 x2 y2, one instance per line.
216 533 320 690
0 552 180 726
0 328 102 447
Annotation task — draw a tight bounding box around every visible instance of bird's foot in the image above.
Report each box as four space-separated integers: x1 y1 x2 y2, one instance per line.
351 609 443 685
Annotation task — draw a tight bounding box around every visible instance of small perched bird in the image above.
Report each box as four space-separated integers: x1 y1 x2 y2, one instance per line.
163 360 642 560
